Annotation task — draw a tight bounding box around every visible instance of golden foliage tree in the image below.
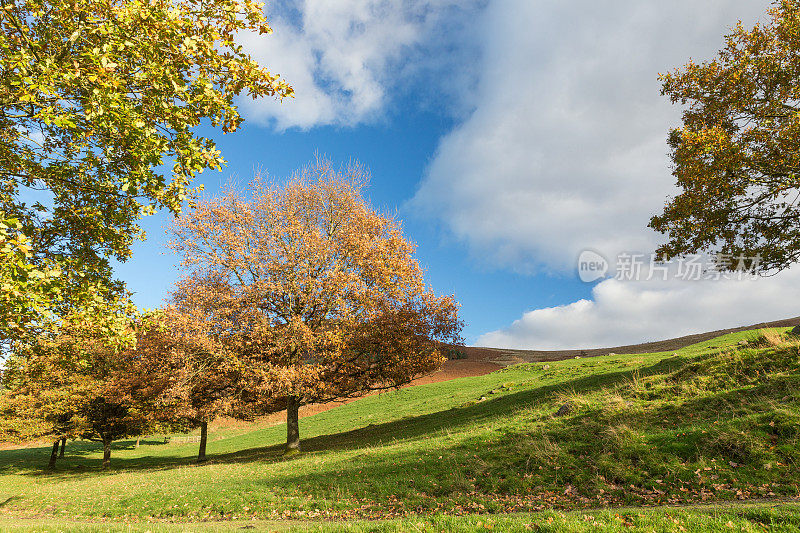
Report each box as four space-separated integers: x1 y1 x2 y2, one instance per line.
0 0 292 339
0 303 153 468
650 1 800 271
170 158 463 453
116 308 248 462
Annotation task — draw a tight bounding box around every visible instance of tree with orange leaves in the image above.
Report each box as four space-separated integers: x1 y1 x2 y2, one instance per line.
0 301 155 469
170 157 463 454
117 308 250 462
650 1 800 272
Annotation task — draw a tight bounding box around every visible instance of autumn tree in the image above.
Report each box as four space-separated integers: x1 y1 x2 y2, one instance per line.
650 1 800 272
0 0 292 340
1 303 154 468
116 307 247 462
170 158 463 454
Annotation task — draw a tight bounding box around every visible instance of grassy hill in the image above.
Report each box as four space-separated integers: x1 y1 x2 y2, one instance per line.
467 315 800 364
0 328 798 531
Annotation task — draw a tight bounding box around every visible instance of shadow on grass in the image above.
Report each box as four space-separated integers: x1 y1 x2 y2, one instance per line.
0 353 696 479
243 373 800 506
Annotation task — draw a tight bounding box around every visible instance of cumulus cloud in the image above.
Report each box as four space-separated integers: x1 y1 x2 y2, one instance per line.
412 0 771 271
239 0 482 130
477 267 800 350
233 1 799 349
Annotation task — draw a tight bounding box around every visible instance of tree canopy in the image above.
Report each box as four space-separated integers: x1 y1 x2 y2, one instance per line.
0 303 153 468
650 0 800 272
117 308 247 461
0 0 292 339
169 158 463 452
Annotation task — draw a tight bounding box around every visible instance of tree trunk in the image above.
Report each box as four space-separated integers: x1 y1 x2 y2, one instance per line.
285 395 301 454
102 437 112 468
197 420 208 462
47 440 59 470
59 437 66 458
135 437 140 449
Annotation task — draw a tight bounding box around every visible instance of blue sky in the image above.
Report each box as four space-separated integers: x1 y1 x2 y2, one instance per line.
115 0 800 349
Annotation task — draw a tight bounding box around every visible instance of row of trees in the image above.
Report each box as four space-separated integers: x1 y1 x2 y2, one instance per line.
0 0 462 469
0 160 463 467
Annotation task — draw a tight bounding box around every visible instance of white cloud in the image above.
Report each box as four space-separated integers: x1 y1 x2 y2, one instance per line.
478 268 800 350
240 0 482 130
409 1 800 348
412 0 771 271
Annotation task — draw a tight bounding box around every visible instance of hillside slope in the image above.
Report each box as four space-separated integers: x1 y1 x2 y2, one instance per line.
0 328 797 523
469 315 800 365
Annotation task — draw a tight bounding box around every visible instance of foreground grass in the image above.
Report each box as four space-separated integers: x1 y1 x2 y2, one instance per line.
0 329 797 522
1 502 800 532
309 503 800 532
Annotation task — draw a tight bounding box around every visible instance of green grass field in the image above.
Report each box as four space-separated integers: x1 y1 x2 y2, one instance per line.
0 328 798 530
1 502 800 532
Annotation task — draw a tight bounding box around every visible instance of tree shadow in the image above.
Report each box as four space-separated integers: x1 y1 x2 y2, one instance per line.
241 373 798 503
0 437 188 477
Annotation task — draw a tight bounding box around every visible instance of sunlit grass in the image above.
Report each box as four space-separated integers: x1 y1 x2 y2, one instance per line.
1 502 800 532
0 328 796 525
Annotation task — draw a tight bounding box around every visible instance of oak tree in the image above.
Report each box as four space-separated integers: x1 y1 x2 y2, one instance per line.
0 0 292 339
170 158 463 453
650 1 800 271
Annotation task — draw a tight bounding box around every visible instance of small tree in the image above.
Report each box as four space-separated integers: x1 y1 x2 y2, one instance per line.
116 308 247 462
650 1 800 271
0 395 67 469
170 158 463 453
1 304 153 468
80 397 147 468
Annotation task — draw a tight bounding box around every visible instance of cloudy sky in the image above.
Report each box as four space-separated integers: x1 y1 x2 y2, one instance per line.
116 0 800 349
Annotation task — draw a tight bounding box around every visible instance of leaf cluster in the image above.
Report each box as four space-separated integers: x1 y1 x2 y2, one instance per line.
651 0 800 271
0 0 292 338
